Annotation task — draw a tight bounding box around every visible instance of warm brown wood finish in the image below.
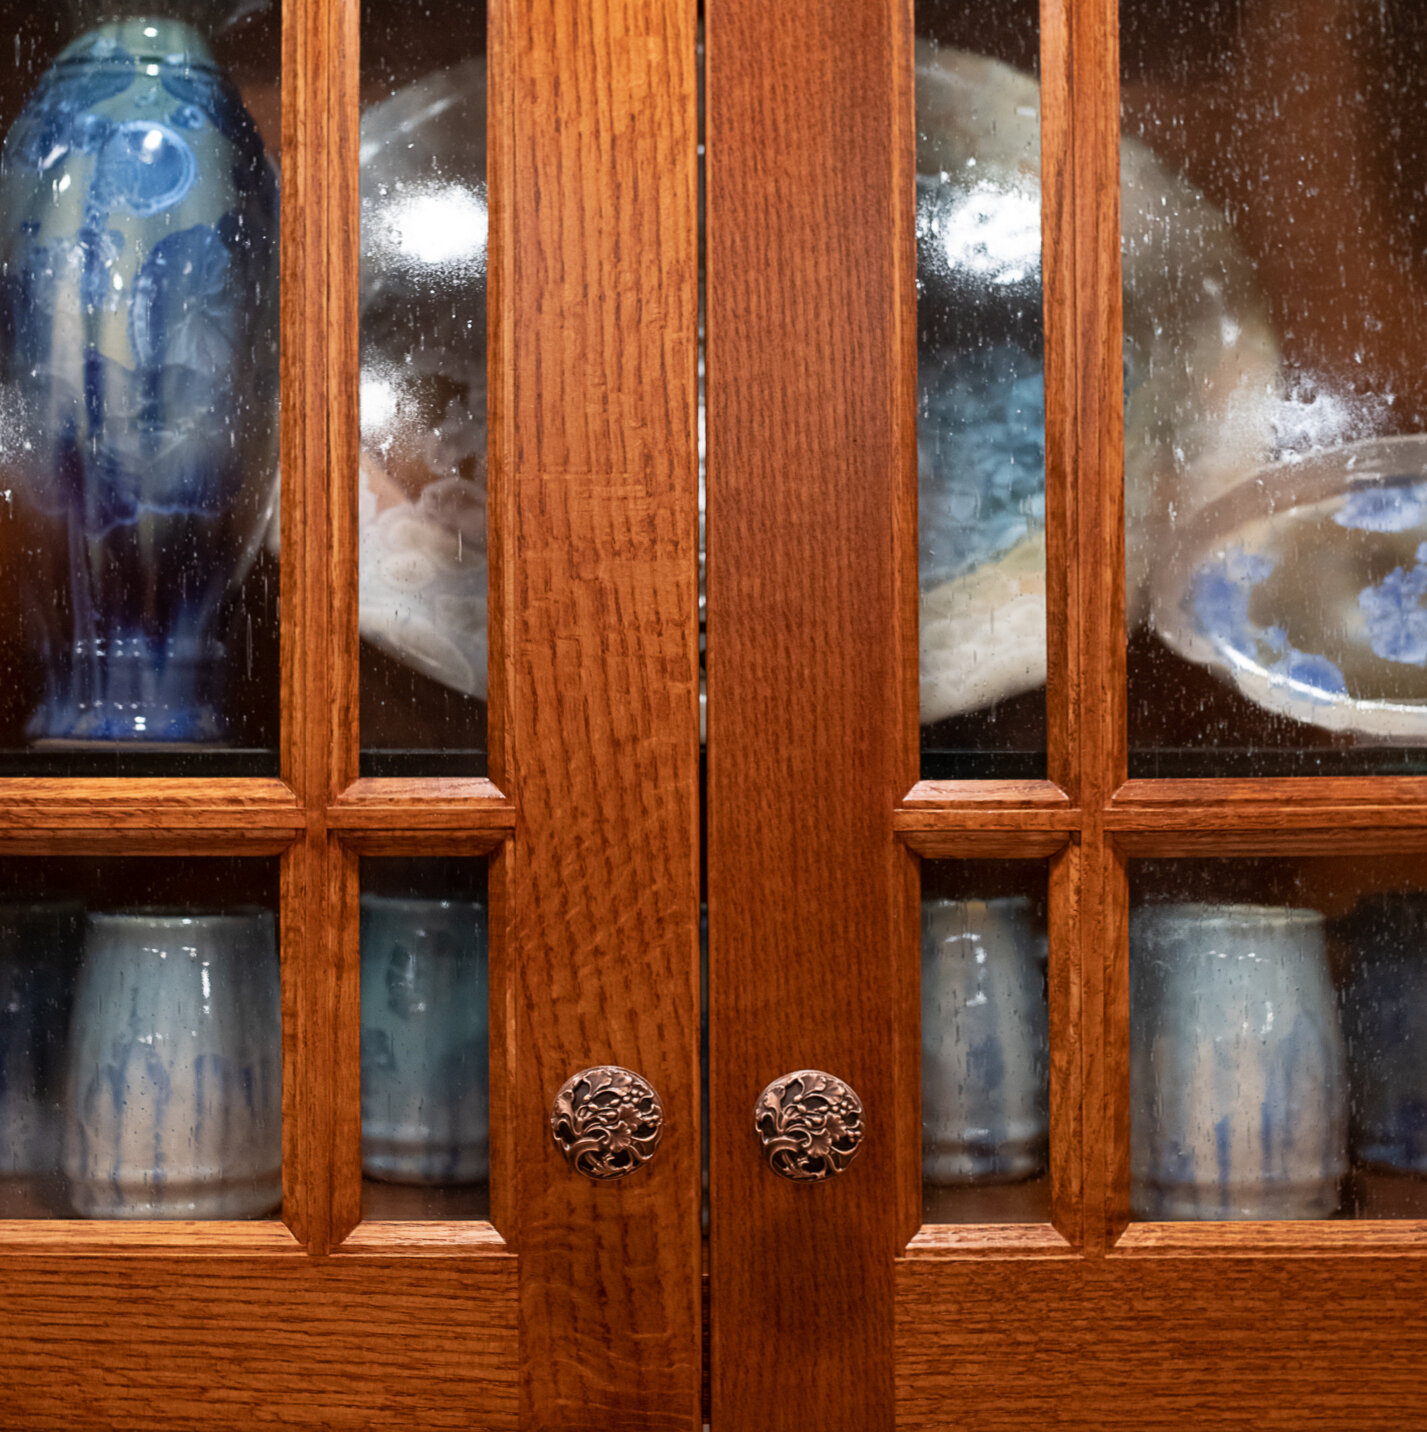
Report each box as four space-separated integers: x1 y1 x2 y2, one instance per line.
0 1251 517 1430
896 1258 1427 1431
490 0 701 1427
705 0 916 1426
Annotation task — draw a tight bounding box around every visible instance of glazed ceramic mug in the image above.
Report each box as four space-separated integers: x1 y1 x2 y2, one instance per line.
0 901 83 1180
1130 903 1348 1221
63 909 282 1219
1340 893 1427 1174
922 896 1049 1184
360 895 490 1185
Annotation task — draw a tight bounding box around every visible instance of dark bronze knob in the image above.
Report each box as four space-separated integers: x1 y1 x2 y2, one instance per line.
753 1069 864 1181
550 1065 664 1180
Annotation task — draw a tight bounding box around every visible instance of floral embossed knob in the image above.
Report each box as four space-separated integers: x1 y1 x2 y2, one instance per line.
550 1066 664 1180
753 1070 864 1182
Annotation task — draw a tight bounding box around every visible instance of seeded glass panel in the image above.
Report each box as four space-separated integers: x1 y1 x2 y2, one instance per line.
0 857 281 1220
1131 858 1427 1221
0 2 281 776
358 3 488 777
360 858 489 1221
916 1 1045 780
1124 1 1427 776
921 859 1050 1224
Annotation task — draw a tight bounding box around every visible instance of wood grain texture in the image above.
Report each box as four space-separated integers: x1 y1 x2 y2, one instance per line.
705 0 915 1423
0 1254 516 1431
490 0 702 1423
897 1257 1427 1429
898 830 1073 859
1112 827 1427 857
1114 1222 1427 1256
0 780 302 830
900 780 1073 809
904 1224 1074 1258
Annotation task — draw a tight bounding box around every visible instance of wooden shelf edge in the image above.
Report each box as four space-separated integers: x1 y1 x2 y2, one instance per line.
901 780 1073 809
0 1221 303 1256
328 777 516 831
336 1220 512 1256
1113 775 1427 812
901 1223 1077 1259
0 778 303 831
899 830 1074 860
1113 1220 1427 1258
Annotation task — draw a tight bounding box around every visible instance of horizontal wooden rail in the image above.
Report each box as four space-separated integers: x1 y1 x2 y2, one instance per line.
1113 1221 1427 1258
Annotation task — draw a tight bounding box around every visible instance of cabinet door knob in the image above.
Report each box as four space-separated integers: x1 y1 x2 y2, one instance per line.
753 1069 864 1181
550 1065 665 1180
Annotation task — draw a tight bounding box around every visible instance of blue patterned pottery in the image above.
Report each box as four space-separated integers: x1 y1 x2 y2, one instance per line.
63 909 282 1219
360 895 489 1185
0 901 83 1178
1340 894 1427 1174
0 15 279 744
922 896 1049 1184
1131 904 1348 1221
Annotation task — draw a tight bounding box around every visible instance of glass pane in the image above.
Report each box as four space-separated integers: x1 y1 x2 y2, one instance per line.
358 3 488 777
1124 1 1427 776
921 859 1050 1223
0 857 281 1219
1131 857 1427 1221
916 1 1045 779
360 858 489 1220
0 2 281 776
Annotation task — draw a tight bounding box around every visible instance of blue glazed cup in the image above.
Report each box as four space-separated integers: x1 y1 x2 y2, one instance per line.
0 16 279 744
1131 903 1348 1221
360 895 489 1186
0 901 83 1180
922 896 1049 1185
63 908 282 1219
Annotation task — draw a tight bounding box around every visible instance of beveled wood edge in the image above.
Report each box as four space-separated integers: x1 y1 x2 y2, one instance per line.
0 778 303 831
901 1223 1076 1258
1112 1221 1427 1257
899 830 1073 860
327 777 515 830
336 1220 512 1256
900 780 1073 809
0 1221 303 1255
1114 776 1427 808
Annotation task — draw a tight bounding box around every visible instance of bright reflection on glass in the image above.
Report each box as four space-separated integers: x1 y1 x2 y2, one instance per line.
916 5 1047 780
359 9 488 772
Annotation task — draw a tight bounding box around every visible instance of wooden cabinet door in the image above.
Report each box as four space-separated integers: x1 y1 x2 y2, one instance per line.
0 0 701 1428
705 0 1427 1426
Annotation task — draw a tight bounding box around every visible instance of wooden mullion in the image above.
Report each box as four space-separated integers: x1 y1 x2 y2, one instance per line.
1071 0 1126 1259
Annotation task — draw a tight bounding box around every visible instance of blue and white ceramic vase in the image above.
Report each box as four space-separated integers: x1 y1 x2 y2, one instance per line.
0 901 83 1179
1130 904 1348 1221
63 909 282 1218
922 896 1049 1184
0 9 279 744
1340 893 1427 1174
360 895 489 1185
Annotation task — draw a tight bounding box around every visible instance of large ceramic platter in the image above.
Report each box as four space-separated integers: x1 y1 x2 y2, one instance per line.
916 44 1281 725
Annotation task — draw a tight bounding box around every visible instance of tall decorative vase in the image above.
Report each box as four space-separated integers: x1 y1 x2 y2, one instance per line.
360 895 489 1185
1130 903 1348 1221
922 896 1049 1184
0 902 83 1181
63 909 282 1218
0 5 279 744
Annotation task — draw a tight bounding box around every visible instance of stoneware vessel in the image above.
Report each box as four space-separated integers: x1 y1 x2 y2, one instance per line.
1130 903 1347 1221
360 895 489 1185
0 8 279 744
0 901 83 1179
1339 893 1427 1173
63 908 282 1218
922 895 1049 1184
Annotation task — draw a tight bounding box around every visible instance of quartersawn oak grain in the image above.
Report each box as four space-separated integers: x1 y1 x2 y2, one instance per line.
491 0 702 1425
0 1254 516 1431
706 0 916 1423
896 1258 1427 1430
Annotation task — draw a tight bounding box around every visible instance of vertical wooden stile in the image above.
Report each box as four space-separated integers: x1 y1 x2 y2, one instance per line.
706 0 918 1426
491 0 703 1425
1072 0 1127 1254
